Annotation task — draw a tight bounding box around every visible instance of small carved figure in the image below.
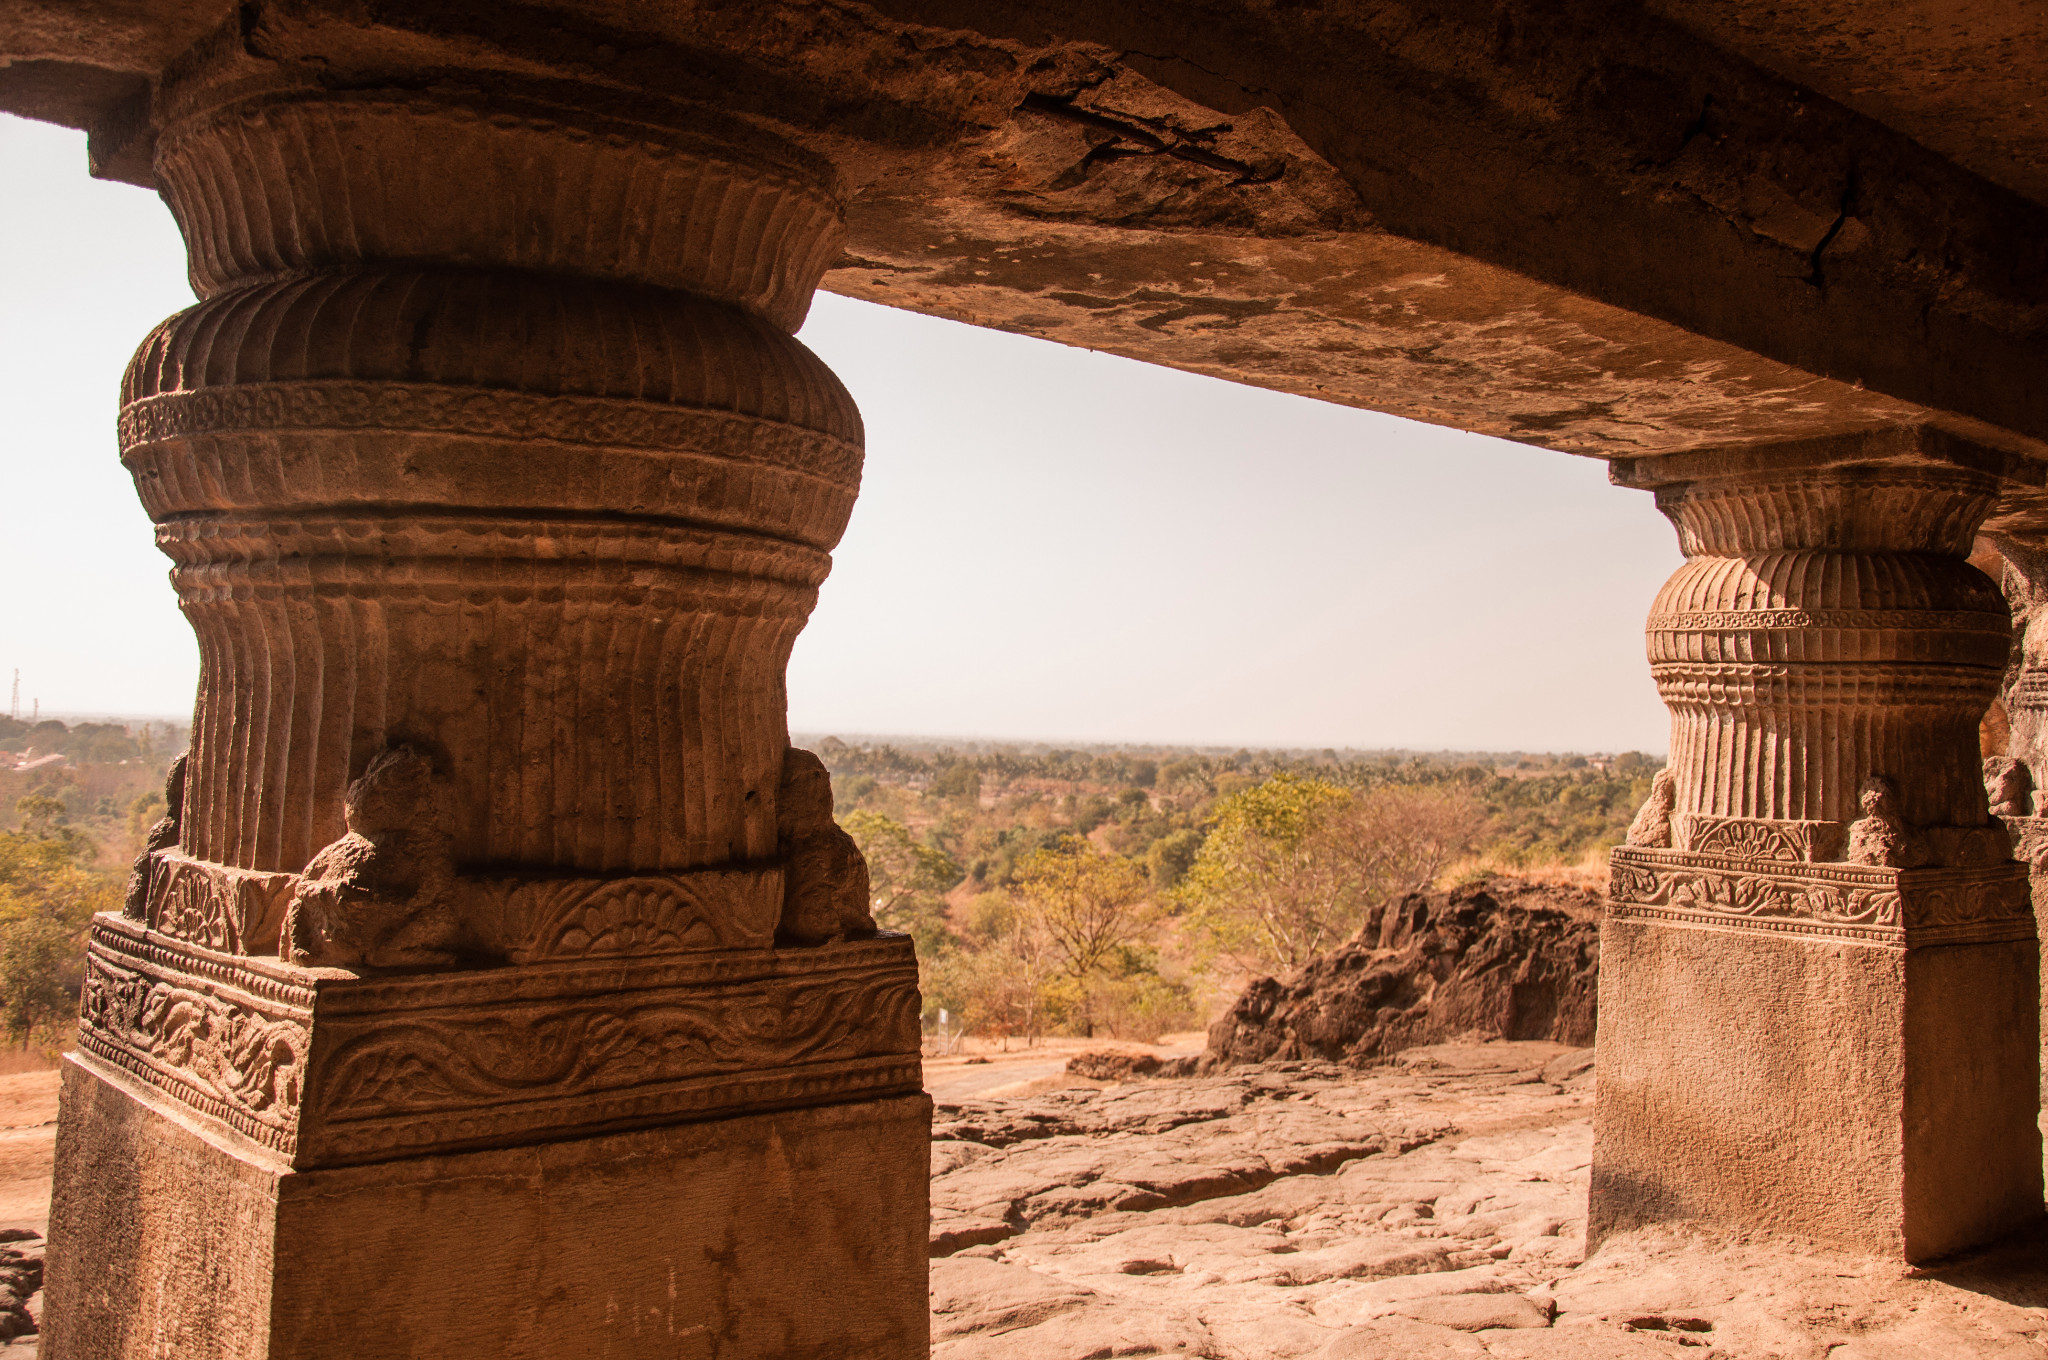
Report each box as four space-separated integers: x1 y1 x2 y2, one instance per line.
1984 756 2035 818
1625 767 1676 848
283 745 468 967
777 747 876 946
1846 774 1932 868
123 752 187 920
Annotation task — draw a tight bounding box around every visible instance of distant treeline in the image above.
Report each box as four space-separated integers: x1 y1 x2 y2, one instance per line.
815 738 1662 1042
0 716 187 766
815 738 1663 878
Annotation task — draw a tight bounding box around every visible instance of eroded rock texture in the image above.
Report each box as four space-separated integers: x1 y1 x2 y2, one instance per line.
928 1046 2048 1359
1204 881 1600 1071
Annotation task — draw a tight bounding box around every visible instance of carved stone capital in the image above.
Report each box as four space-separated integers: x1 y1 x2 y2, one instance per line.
1637 460 2009 837
117 73 869 886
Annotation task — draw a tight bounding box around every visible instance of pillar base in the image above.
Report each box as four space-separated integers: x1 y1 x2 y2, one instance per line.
1592 849 2044 1262
46 1053 931 1359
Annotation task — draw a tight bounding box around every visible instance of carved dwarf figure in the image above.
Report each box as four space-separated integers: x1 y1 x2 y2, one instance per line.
123 752 186 919
1625 767 1676 848
1984 756 2036 818
777 748 876 946
1846 774 1932 869
283 745 468 968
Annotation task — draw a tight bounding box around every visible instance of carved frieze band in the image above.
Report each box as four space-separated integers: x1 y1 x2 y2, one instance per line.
119 383 862 482
79 929 312 1153
135 853 783 962
1609 846 2034 946
78 914 922 1167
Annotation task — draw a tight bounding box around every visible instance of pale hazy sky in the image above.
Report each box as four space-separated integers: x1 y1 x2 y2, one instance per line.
0 113 1683 752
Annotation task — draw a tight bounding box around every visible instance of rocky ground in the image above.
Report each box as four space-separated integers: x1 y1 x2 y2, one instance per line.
0 1072 56 1354
928 1041 2048 1359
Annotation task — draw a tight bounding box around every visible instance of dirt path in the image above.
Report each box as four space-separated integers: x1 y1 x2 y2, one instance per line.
0 1072 58 1356
0 1073 57 1242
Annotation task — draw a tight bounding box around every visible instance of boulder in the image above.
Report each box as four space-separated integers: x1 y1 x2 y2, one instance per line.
1205 878 1599 1068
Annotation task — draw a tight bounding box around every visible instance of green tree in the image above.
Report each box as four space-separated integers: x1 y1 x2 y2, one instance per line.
1012 841 1156 1036
0 921 80 1049
1178 773 1483 975
929 892 1061 1043
0 814 116 1048
14 796 64 837
841 810 961 956
929 762 982 803
1145 827 1206 890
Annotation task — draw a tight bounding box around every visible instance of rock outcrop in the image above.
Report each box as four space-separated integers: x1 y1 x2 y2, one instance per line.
1204 878 1600 1069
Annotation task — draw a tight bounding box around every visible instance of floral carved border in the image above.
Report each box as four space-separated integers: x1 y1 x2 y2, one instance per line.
1676 816 1846 863
139 855 784 963
146 851 296 955
1609 847 2033 945
484 867 783 962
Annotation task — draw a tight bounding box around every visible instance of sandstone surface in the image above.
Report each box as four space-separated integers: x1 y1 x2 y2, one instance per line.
928 1042 2048 1358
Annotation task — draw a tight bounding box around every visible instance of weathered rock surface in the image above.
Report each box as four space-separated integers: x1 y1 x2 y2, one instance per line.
1205 880 1600 1070
931 1041 2048 1358
1066 1050 1198 1082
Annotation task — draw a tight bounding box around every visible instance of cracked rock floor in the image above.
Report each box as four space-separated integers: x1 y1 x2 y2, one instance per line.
926 1041 2048 1359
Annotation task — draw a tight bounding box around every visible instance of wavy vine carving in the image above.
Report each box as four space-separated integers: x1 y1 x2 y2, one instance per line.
1609 847 2031 942
313 971 919 1123
1611 856 1900 926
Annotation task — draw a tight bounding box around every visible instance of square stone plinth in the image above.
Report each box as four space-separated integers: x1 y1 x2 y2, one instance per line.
1592 848 2044 1261
45 1054 931 1360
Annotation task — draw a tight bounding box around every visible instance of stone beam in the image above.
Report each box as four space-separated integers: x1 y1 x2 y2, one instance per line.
42 29 929 1360
8 1 2048 469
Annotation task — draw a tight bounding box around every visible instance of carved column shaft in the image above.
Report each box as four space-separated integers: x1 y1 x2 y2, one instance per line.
1595 449 2041 1264
134 87 855 880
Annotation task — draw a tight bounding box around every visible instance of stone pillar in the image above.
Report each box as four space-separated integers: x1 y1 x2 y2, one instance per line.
45 53 927 1360
1980 537 2048 1088
1592 453 2043 1263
